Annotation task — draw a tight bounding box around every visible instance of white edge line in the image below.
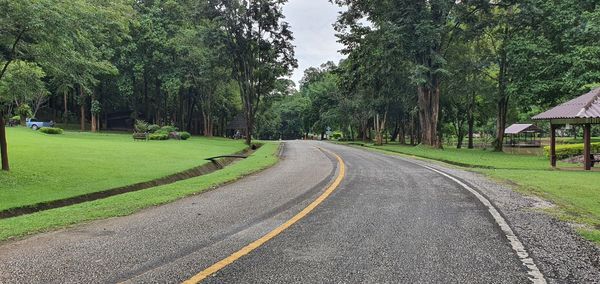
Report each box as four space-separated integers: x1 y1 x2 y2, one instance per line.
422 165 547 284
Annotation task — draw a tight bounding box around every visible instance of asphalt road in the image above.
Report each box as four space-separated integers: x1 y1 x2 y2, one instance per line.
0 141 545 283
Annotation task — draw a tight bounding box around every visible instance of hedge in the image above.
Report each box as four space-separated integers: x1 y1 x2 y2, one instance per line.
39 127 64 135
544 142 600 160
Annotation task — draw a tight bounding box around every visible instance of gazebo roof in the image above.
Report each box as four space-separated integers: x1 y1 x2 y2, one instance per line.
504 123 541 135
533 87 600 120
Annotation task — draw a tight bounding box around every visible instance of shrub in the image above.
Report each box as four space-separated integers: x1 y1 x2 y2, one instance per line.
149 133 169 140
544 142 600 160
168 132 181 140
11 115 20 121
179 131 191 140
39 127 64 135
155 125 177 135
332 132 342 139
159 125 178 134
147 124 160 133
134 120 148 133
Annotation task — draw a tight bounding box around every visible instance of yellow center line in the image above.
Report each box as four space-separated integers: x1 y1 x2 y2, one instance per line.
182 147 346 284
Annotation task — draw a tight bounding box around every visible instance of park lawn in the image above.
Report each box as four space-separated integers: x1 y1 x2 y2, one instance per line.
369 143 552 170
0 127 247 211
357 142 600 244
0 142 281 242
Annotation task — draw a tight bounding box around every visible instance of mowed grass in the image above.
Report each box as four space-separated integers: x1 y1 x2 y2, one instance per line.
0 127 247 211
0 142 280 242
370 143 551 170
355 142 600 244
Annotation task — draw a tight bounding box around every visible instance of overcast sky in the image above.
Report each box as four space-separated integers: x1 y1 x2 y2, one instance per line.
283 0 346 87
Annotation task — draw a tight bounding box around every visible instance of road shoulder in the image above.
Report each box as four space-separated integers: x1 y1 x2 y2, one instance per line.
343 143 600 283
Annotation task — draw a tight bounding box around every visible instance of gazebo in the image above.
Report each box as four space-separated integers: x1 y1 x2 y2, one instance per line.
533 87 600 170
504 123 542 147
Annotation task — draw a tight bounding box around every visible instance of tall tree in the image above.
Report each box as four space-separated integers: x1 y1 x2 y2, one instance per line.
209 0 297 145
334 0 469 147
0 0 130 170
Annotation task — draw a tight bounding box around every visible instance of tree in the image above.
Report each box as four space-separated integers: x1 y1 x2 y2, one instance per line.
300 62 340 139
210 0 297 145
0 0 130 170
0 60 48 113
334 0 470 147
0 60 47 171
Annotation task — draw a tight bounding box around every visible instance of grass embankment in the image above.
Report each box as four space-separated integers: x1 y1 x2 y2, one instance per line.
0 127 247 211
0 142 280 242
355 142 600 244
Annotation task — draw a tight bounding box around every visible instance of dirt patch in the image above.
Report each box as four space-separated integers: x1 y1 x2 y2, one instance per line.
0 146 258 219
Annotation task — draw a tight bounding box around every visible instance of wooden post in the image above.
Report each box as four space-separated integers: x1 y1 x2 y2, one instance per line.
584 123 591 171
0 116 9 171
550 124 557 167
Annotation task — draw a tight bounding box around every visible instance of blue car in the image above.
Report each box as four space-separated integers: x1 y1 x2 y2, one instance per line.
26 118 54 130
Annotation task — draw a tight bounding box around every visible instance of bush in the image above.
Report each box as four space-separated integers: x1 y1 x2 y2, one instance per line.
134 120 148 133
39 127 64 135
179 131 191 140
158 125 178 134
544 142 600 160
168 132 181 140
147 124 160 133
332 132 342 140
11 115 20 121
149 133 169 140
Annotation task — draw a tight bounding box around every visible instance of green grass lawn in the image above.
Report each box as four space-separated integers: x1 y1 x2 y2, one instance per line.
0 127 248 211
0 142 281 242
355 142 600 244
370 143 551 170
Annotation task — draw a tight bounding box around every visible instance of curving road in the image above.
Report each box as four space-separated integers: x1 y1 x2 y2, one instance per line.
0 141 552 283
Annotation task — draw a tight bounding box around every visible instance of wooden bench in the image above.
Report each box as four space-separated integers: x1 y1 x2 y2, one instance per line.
133 133 148 141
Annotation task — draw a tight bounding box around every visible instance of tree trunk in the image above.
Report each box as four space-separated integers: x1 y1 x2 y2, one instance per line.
374 112 387 146
492 39 509 152
399 120 406 144
90 93 97 133
186 93 196 132
202 110 213 137
91 114 97 132
63 90 69 125
417 83 440 147
493 96 509 152
456 128 464 149
79 86 86 131
244 110 254 145
409 116 415 145
390 118 400 142
0 115 9 171
467 93 475 149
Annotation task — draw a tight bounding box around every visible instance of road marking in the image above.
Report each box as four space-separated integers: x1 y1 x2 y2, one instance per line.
182 147 345 284
422 165 547 284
